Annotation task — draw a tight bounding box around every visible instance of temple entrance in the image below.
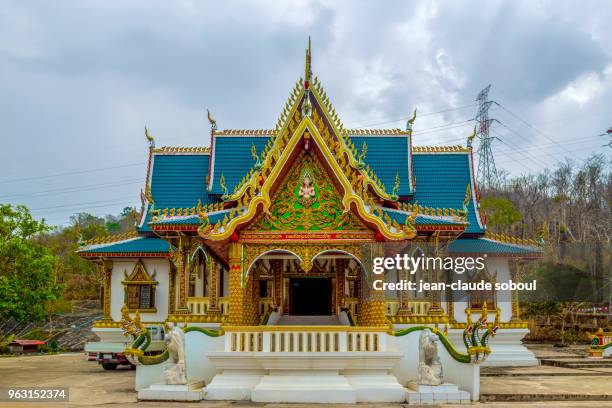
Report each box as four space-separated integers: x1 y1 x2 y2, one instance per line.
290 277 332 315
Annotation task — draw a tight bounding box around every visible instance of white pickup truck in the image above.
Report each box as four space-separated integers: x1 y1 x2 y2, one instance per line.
85 325 166 370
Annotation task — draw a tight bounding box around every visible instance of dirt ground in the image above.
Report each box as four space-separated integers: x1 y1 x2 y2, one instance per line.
0 352 611 407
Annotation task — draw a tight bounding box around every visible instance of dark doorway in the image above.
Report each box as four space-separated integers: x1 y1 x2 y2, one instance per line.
290 278 332 315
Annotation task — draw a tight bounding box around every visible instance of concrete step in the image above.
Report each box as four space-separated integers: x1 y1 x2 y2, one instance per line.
541 358 612 368
275 315 344 326
481 393 612 402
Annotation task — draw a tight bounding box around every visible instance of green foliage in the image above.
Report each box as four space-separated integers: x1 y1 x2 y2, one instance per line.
520 262 596 302
45 339 59 352
521 301 562 319
0 205 62 323
480 196 522 230
37 209 135 301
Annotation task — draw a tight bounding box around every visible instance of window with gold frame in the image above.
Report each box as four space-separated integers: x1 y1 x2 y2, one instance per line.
122 259 157 312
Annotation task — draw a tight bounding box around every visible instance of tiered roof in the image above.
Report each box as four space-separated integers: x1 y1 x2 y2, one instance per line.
78 40 541 259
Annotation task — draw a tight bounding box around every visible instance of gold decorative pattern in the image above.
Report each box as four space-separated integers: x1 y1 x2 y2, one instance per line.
81 230 139 247
242 243 362 277
214 129 275 136
396 201 468 223
101 260 113 319
248 153 365 232
484 232 540 247
412 146 471 153
199 117 417 241
153 146 210 154
122 259 158 313
347 128 408 135
170 236 188 313
388 315 450 325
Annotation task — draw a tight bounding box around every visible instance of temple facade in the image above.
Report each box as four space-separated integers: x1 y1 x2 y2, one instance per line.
79 42 542 403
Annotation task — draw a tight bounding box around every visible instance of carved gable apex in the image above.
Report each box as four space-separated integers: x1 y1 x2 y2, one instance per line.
123 259 157 284
247 151 367 232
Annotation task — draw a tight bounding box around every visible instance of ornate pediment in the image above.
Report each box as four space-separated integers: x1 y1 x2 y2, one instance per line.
123 259 157 285
247 153 366 232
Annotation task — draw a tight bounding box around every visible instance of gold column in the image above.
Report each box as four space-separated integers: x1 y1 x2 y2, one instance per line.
358 243 387 326
173 235 189 314
510 261 521 321
273 259 282 312
101 260 113 320
168 259 176 315
428 233 445 316
336 259 345 313
228 242 258 325
397 267 411 316
208 258 220 314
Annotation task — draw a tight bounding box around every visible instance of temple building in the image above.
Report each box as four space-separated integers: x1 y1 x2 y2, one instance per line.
79 41 542 403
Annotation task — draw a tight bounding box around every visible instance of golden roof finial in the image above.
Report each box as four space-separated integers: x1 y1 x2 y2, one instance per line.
144 126 155 148
304 36 312 87
406 108 417 133
207 109 217 131
467 125 476 147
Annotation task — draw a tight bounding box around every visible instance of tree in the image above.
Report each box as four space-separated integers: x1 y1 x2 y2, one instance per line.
480 196 522 232
0 205 62 322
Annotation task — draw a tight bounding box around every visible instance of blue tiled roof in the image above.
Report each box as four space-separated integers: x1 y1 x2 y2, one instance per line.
411 152 484 234
448 238 542 256
139 152 219 232
347 136 411 196
151 154 215 208
209 137 268 195
383 209 466 226
208 135 412 197
79 237 172 255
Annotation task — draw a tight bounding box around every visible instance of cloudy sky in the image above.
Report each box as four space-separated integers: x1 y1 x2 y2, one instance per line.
1 0 611 226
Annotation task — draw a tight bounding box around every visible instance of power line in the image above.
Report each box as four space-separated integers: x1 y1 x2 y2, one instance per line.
0 178 142 201
354 104 478 128
29 196 136 212
496 103 575 157
0 162 145 184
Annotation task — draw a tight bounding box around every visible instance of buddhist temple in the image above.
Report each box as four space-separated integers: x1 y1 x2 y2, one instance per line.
78 40 542 403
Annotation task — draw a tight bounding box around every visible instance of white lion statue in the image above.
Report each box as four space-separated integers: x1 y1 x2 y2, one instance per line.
417 329 443 386
164 327 187 385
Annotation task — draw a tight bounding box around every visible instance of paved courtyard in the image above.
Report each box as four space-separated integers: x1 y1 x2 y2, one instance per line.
0 350 611 407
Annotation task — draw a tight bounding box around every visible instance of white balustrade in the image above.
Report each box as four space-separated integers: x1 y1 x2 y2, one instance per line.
223 327 387 353
187 296 230 316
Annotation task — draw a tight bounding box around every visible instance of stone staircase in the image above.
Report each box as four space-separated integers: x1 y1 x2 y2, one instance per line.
275 315 344 326
540 357 612 369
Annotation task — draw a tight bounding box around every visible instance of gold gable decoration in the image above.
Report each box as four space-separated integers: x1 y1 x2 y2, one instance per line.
247 153 365 232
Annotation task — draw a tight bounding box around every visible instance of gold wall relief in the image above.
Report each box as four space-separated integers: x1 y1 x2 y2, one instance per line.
242 243 362 278
247 153 365 232
101 260 113 319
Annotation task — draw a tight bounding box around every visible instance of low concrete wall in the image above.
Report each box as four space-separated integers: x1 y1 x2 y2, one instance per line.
388 331 480 401
185 330 224 384
134 328 224 391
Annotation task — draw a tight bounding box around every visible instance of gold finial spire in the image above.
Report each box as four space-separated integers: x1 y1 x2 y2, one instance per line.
304 36 312 87
144 126 155 148
406 108 417 133
207 109 217 131
467 125 476 147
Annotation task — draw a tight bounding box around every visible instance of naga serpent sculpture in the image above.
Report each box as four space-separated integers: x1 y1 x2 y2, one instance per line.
391 307 498 364
120 305 221 366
